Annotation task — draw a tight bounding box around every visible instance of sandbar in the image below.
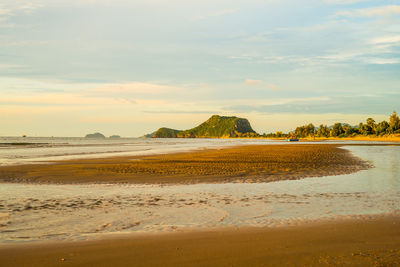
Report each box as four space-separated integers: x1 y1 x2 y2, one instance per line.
0 144 372 184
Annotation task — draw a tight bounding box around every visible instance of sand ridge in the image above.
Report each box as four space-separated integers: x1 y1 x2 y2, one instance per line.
0 144 371 184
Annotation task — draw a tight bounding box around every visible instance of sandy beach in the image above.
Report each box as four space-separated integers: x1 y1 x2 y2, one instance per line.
3 0 399 265
1 215 400 267
0 144 372 184
1 143 399 266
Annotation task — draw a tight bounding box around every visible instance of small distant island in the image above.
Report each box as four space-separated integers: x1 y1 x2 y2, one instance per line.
85 133 122 139
153 115 258 138
85 132 106 138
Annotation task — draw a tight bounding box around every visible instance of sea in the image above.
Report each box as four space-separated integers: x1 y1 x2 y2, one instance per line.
0 136 280 166
0 137 399 243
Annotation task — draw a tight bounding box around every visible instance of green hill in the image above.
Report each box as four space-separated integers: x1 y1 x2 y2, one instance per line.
153 128 182 138
152 115 258 138
141 131 157 138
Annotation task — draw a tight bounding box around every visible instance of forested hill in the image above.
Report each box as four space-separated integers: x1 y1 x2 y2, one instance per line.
152 115 258 138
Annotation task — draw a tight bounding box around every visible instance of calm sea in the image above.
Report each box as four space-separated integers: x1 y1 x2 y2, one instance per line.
0 137 280 166
0 136 393 166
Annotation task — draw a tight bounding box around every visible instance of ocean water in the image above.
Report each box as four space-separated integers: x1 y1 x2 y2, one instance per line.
0 140 399 244
0 137 281 166
0 136 392 166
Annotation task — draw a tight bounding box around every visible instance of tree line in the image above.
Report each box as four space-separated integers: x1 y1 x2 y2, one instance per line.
263 111 400 138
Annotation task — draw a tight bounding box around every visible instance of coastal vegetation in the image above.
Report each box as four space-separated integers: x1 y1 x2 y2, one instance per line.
265 111 400 139
153 128 182 138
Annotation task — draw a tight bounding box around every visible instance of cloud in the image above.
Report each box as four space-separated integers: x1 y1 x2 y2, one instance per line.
370 35 400 45
191 8 238 21
268 84 280 91
0 6 12 16
0 1 43 17
245 80 281 91
335 5 400 17
0 1 44 28
0 64 25 69
245 79 264 86
0 90 175 107
77 116 137 124
324 0 371 4
363 58 400 65
0 1 43 10
0 93 129 106
223 94 398 115
0 78 214 112
91 82 181 95
144 110 219 114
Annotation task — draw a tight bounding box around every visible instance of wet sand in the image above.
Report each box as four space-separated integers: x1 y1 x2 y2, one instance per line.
1 215 399 267
0 144 371 184
1 144 399 266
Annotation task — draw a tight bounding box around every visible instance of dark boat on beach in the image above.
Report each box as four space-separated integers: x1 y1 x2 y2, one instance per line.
287 138 299 142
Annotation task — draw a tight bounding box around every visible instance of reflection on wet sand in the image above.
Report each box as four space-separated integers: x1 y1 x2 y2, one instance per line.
0 144 370 184
0 145 399 243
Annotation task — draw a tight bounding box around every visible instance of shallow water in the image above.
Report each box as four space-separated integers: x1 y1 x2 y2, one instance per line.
0 136 393 166
0 145 399 243
0 137 279 166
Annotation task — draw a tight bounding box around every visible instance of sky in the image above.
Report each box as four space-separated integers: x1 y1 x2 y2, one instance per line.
0 0 399 137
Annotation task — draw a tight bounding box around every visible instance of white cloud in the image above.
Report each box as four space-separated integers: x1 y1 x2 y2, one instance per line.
324 0 371 4
0 78 205 109
370 35 400 45
0 1 43 14
0 6 12 16
91 82 182 95
363 57 400 65
245 79 264 86
336 5 400 17
0 1 44 27
268 84 280 91
245 80 281 91
0 64 25 69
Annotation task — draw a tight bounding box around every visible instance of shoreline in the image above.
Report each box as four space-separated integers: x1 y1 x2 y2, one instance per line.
0 144 372 185
270 135 400 142
1 214 399 266
1 143 399 266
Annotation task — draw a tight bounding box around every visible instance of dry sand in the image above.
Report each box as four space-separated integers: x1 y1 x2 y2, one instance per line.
0 144 372 184
1 215 400 267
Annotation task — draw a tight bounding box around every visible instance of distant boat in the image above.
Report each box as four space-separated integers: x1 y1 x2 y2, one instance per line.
287 138 299 142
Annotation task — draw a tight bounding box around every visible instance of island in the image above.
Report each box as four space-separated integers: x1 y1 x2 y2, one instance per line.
153 115 258 138
109 135 121 139
85 132 106 138
141 131 157 138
